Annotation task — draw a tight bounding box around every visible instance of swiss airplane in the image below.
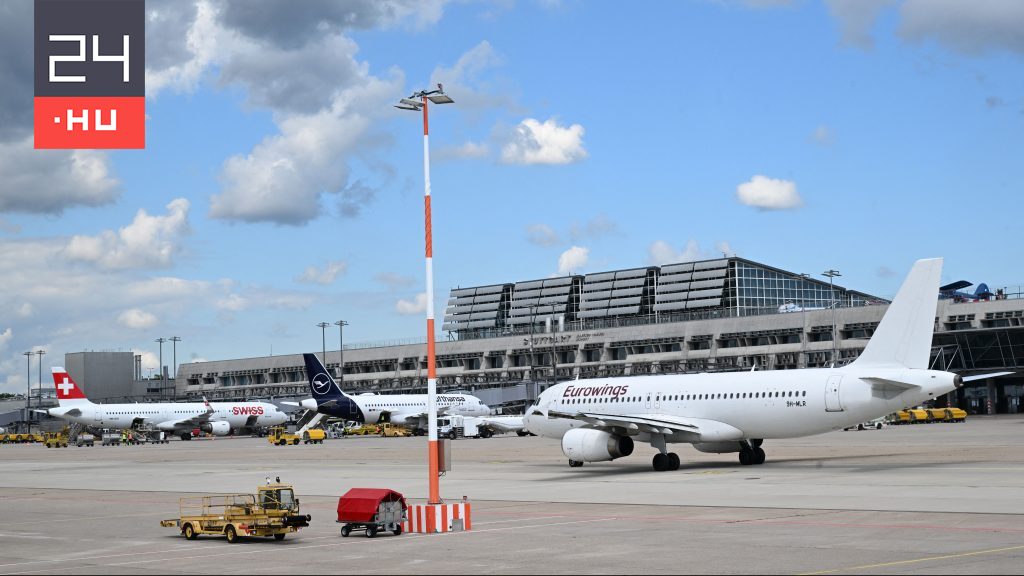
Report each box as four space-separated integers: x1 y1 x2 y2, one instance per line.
523 258 1008 471
44 368 287 440
291 353 490 430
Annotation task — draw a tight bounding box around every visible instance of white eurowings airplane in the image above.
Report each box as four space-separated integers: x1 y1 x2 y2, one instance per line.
523 258 1009 471
288 353 490 432
43 367 288 440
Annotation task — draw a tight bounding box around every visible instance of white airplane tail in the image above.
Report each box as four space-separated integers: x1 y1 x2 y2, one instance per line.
850 258 943 369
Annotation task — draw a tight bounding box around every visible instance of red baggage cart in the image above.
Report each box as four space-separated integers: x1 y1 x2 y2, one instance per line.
336 488 407 538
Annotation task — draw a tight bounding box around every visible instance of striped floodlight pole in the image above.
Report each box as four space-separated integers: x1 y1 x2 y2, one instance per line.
395 85 454 506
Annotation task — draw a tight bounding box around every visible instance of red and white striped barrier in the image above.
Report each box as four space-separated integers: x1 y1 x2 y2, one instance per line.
405 502 472 533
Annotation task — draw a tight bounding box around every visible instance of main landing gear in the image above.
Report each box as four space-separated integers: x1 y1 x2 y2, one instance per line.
739 440 765 465
652 452 680 471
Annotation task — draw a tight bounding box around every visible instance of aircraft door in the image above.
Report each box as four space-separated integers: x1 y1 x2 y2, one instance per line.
825 375 844 412
654 393 662 410
645 393 651 410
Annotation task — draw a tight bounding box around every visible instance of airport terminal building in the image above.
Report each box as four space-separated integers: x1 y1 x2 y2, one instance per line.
175 257 1024 415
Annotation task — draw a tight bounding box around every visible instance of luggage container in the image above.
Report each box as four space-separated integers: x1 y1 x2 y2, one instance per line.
336 488 407 538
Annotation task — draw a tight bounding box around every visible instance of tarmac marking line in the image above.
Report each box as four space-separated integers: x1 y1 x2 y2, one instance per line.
797 544 1024 575
4 519 616 573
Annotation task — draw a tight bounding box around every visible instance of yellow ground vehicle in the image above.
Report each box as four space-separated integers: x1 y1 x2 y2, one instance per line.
302 429 326 444
268 427 300 446
344 424 380 436
947 408 968 422
160 483 311 543
379 423 411 437
891 411 912 425
927 408 951 422
907 409 930 423
43 431 69 448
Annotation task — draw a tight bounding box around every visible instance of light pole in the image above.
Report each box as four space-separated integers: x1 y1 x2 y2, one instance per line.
822 269 842 366
35 350 45 407
169 336 181 379
155 337 166 385
316 322 330 364
395 83 454 507
23 351 32 432
797 273 810 366
334 320 348 384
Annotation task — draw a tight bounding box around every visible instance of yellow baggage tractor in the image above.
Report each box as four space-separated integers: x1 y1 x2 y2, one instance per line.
380 423 411 437
160 483 310 543
43 431 69 448
907 409 930 423
947 407 968 422
268 426 301 446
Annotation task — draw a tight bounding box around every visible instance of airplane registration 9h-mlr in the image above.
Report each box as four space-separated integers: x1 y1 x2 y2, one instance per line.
523 258 1006 471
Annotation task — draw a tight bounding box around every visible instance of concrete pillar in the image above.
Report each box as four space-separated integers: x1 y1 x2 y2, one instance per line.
986 378 997 415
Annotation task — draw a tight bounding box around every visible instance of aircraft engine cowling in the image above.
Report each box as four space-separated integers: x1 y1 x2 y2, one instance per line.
693 441 742 454
561 428 634 463
202 421 231 436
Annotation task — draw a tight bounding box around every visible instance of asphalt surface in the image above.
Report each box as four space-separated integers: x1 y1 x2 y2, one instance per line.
1 415 1023 574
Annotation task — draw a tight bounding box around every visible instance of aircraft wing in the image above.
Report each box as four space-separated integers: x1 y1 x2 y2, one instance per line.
547 410 743 442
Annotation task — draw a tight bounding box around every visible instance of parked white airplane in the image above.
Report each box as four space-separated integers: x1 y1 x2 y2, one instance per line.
289 353 490 431
523 258 1008 471
43 368 288 440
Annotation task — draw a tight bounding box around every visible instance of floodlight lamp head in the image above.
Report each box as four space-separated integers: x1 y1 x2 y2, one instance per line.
394 104 420 111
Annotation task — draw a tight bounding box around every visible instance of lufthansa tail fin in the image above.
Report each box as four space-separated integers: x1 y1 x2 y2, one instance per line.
51 367 92 406
302 353 363 421
302 353 345 404
850 258 943 369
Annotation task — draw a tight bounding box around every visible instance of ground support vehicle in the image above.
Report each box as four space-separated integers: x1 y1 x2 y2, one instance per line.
439 415 494 439
160 483 310 543
43 431 69 448
907 409 931 423
302 429 326 444
844 417 886 431
268 427 300 446
75 433 95 447
336 488 406 538
379 423 411 437
101 433 121 446
344 424 380 436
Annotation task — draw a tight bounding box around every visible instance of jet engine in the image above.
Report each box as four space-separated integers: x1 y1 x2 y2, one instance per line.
561 428 634 462
201 421 231 436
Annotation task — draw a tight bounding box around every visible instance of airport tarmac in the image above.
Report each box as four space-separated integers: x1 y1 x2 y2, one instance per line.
1 416 1023 574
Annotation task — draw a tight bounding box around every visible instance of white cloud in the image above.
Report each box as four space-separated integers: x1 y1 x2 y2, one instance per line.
810 124 835 146
65 198 190 270
16 303 33 318
118 309 159 329
736 175 803 211
649 240 702 265
0 136 120 214
899 0 1024 55
501 118 587 165
0 328 12 350
134 350 161 375
527 224 561 247
295 260 349 285
375 272 416 289
428 41 514 113
648 240 735 265
396 293 428 315
435 141 490 161
557 246 589 274
146 0 220 96
825 0 894 49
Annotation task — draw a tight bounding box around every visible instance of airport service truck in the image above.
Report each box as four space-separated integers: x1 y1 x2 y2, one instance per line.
438 415 493 439
160 483 311 543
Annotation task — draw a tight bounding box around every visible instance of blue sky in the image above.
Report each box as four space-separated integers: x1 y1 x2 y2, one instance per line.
1 0 1022 393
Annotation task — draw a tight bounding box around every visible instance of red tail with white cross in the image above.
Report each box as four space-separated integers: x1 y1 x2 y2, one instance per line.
52 367 89 403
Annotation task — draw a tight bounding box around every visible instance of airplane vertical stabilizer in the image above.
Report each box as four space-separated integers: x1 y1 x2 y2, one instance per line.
850 258 942 369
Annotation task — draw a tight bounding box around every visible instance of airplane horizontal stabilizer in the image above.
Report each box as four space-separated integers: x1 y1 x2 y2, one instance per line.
962 372 1014 382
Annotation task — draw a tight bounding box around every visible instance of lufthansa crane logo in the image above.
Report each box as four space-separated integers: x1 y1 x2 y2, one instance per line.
311 373 333 395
